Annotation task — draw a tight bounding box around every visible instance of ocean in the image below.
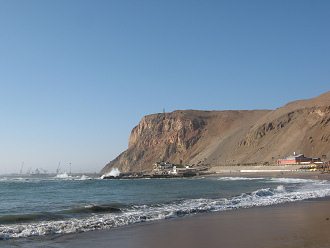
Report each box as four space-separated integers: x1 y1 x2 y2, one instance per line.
1 174 330 240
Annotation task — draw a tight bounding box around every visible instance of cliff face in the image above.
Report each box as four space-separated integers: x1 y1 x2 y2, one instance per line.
102 111 210 173
128 112 206 154
101 91 330 174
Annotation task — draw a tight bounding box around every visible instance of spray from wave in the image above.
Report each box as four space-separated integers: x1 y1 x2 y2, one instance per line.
55 172 71 179
101 168 120 179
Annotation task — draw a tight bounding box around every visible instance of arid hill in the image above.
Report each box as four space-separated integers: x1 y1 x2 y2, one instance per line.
101 91 330 174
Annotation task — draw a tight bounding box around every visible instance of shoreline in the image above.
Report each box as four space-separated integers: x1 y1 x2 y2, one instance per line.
2 171 330 247
6 198 330 248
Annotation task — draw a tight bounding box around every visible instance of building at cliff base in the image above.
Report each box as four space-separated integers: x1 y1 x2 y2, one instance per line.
277 153 321 165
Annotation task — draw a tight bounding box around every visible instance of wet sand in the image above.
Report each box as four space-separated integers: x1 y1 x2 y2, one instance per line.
5 198 330 248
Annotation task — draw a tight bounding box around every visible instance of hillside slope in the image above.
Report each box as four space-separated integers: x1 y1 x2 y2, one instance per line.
101 91 330 174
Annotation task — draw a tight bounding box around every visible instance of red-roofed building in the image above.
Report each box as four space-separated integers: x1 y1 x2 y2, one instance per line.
277 153 320 165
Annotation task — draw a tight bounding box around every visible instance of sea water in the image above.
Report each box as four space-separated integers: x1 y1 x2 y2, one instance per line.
1 174 330 240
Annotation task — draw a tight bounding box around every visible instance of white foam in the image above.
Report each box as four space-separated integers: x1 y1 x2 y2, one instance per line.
54 172 74 180
101 168 120 179
78 175 92 180
55 172 70 179
274 185 286 193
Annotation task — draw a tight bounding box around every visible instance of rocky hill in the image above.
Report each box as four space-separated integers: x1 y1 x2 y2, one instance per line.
101 91 330 174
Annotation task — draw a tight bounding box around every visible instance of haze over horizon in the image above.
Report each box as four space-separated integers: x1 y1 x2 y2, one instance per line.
0 0 329 174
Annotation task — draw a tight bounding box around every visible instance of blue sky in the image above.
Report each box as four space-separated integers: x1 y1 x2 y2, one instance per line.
0 0 329 174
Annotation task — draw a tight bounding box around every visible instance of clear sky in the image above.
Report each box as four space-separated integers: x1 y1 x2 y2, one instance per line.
0 0 329 174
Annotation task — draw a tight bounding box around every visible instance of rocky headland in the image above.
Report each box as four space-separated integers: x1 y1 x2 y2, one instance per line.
101 91 330 174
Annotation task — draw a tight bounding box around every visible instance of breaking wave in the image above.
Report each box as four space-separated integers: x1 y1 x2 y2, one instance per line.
1 178 330 240
0 204 124 225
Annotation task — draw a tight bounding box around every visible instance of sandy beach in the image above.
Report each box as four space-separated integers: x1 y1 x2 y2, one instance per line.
3 171 330 248
208 165 330 181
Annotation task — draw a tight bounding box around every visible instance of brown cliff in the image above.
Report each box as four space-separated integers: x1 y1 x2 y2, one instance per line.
101 91 330 174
